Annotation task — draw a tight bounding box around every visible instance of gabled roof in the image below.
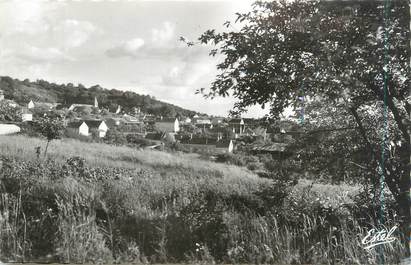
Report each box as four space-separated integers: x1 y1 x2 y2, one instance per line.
35 102 57 109
69 104 94 112
67 121 85 128
83 120 104 129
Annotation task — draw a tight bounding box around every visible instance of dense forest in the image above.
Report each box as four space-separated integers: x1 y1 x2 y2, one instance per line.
0 76 199 118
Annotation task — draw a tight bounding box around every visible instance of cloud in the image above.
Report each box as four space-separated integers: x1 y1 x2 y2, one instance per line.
106 21 180 60
162 60 216 87
151 21 175 44
0 1 62 36
53 19 101 48
15 45 74 64
0 0 101 49
105 38 145 58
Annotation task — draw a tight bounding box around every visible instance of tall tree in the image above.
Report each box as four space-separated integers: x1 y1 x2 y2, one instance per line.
197 0 410 235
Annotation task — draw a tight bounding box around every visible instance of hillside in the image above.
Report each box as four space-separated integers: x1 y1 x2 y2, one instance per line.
0 135 400 264
0 76 199 117
0 134 268 192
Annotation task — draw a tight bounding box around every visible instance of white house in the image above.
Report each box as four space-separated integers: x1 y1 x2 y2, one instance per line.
21 109 33 122
0 90 4 101
68 121 89 136
228 118 245 138
27 100 35 109
84 120 108 138
155 118 180 133
193 117 212 129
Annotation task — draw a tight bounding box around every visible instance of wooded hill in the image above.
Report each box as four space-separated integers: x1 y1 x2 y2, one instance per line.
0 76 199 117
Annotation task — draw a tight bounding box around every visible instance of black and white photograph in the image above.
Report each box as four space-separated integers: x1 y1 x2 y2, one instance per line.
0 0 409 264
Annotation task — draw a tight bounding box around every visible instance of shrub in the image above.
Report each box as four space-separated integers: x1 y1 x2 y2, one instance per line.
104 129 127 146
126 134 156 147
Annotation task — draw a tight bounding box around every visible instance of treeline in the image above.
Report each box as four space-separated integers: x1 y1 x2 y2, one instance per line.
0 76 199 118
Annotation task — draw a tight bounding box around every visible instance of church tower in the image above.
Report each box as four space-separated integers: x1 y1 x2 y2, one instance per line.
94 97 98 108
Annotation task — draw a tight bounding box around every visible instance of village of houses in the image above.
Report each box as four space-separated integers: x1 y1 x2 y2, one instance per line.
0 88 297 157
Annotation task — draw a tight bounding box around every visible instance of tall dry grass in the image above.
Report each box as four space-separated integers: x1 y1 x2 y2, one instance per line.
0 134 264 185
0 134 407 264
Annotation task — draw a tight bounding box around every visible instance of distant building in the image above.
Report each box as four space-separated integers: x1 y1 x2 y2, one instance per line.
228 118 245 137
21 108 33 122
68 97 99 112
67 121 89 136
194 117 212 129
68 104 94 111
0 90 4 101
67 120 108 138
27 100 35 109
35 102 58 110
155 118 180 133
84 120 108 138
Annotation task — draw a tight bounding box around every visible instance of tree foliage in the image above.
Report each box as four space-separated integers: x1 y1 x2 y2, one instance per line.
0 101 21 122
199 0 410 228
33 116 65 156
0 76 199 118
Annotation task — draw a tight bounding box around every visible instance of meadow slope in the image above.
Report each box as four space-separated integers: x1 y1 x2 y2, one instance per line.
1 134 402 264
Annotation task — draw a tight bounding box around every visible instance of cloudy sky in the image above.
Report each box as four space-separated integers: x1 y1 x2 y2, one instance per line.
0 0 270 117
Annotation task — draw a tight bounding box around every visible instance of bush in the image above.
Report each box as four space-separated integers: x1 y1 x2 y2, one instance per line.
104 129 127 145
126 134 156 147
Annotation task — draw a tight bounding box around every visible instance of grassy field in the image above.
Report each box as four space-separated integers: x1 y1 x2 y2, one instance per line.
0 134 405 264
0 134 359 202
0 134 256 177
